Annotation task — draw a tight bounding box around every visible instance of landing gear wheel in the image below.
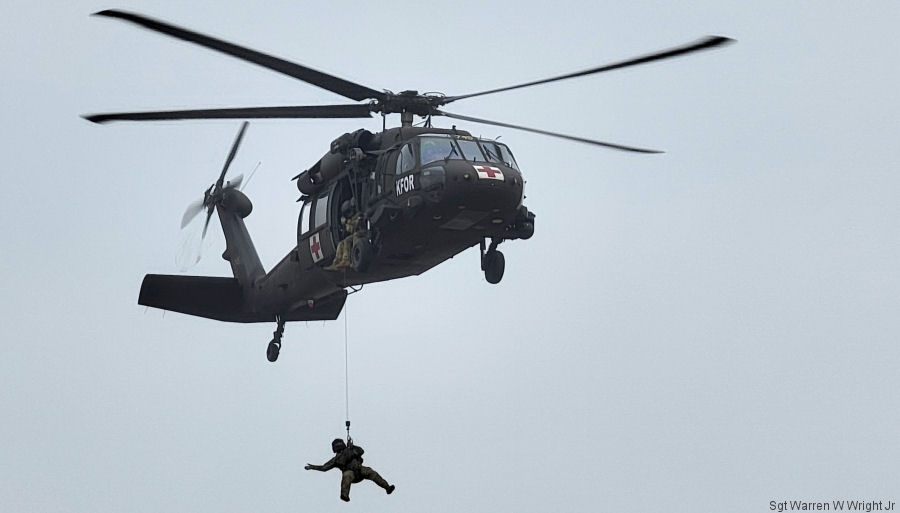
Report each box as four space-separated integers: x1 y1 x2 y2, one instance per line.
483 250 505 284
267 340 281 362
350 237 375 273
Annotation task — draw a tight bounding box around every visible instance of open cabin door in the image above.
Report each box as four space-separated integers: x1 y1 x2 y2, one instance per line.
297 181 361 269
297 183 338 269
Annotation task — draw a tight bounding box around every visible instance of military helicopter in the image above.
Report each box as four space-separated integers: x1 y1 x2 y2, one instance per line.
84 10 733 362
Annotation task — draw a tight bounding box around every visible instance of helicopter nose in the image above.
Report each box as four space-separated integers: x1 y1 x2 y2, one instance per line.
438 161 523 215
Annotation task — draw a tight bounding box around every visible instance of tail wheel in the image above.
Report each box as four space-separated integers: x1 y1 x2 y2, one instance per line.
484 250 505 284
267 340 281 362
350 237 375 273
266 316 285 362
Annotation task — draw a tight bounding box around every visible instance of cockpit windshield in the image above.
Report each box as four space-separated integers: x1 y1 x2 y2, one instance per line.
418 135 519 170
456 139 484 161
419 137 457 165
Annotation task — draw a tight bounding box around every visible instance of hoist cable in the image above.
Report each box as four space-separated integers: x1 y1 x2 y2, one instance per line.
343 299 350 438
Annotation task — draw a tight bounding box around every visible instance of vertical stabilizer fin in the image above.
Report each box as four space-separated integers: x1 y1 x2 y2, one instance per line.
217 202 265 290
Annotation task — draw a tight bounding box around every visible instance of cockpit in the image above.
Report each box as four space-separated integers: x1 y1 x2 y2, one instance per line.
396 134 520 176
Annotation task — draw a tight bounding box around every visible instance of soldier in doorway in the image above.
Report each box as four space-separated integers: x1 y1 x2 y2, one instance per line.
325 201 364 271
305 438 395 502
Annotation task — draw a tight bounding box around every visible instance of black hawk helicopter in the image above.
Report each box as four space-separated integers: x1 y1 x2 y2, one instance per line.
84 10 732 362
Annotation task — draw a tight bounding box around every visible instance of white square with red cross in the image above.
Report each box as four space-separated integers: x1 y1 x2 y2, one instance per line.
473 165 504 181
309 232 324 262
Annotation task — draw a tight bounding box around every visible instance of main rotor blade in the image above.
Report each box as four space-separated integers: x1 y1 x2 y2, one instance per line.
217 121 248 189
443 36 734 104
82 104 374 123
436 110 663 153
93 9 385 102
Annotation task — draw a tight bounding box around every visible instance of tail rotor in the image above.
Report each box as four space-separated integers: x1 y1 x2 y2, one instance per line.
177 121 250 269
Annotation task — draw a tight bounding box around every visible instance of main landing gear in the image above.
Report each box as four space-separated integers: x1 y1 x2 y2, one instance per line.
480 238 505 284
350 237 375 273
267 316 285 362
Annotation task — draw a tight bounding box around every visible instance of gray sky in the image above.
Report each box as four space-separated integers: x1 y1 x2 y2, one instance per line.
2 1 899 512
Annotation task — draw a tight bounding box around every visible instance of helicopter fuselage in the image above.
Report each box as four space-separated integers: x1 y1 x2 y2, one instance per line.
89 9 731 360
246 126 534 317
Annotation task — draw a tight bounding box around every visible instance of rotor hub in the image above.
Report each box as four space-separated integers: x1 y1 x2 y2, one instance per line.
376 91 441 117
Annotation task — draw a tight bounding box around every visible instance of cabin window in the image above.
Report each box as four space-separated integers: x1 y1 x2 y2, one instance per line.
313 192 329 228
300 201 312 234
396 143 416 175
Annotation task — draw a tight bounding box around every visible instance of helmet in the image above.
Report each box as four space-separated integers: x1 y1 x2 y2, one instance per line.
332 438 347 453
341 200 354 218
421 139 445 164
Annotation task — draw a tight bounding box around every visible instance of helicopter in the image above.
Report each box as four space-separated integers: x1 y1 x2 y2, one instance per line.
84 10 733 362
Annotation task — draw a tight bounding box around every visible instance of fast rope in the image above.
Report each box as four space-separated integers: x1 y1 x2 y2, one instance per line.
343 300 351 442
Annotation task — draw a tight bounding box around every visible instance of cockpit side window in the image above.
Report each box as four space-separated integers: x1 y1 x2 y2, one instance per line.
498 143 519 170
478 140 518 170
396 143 416 175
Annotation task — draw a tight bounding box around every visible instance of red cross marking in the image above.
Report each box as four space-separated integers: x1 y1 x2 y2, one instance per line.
310 233 323 261
474 165 503 180
481 166 500 178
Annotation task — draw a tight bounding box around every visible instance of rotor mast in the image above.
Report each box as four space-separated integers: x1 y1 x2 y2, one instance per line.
393 90 424 128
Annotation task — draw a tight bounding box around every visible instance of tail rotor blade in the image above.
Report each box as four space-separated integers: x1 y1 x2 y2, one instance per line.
201 207 215 240
225 173 243 190
181 198 206 228
178 123 248 269
217 121 248 189
176 214 205 271
177 202 211 271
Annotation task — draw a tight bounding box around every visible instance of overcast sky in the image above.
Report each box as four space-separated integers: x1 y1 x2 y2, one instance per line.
2 1 899 512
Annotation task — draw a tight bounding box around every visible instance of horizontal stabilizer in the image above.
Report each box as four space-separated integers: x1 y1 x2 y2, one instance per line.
139 274 346 323
139 275 244 321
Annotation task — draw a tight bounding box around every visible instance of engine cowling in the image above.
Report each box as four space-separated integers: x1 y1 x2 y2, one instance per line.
295 129 374 195
296 150 345 195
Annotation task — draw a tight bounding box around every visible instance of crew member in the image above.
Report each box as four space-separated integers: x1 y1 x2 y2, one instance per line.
325 202 364 271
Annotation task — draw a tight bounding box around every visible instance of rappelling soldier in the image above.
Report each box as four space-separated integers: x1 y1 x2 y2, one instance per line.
305 438 395 502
